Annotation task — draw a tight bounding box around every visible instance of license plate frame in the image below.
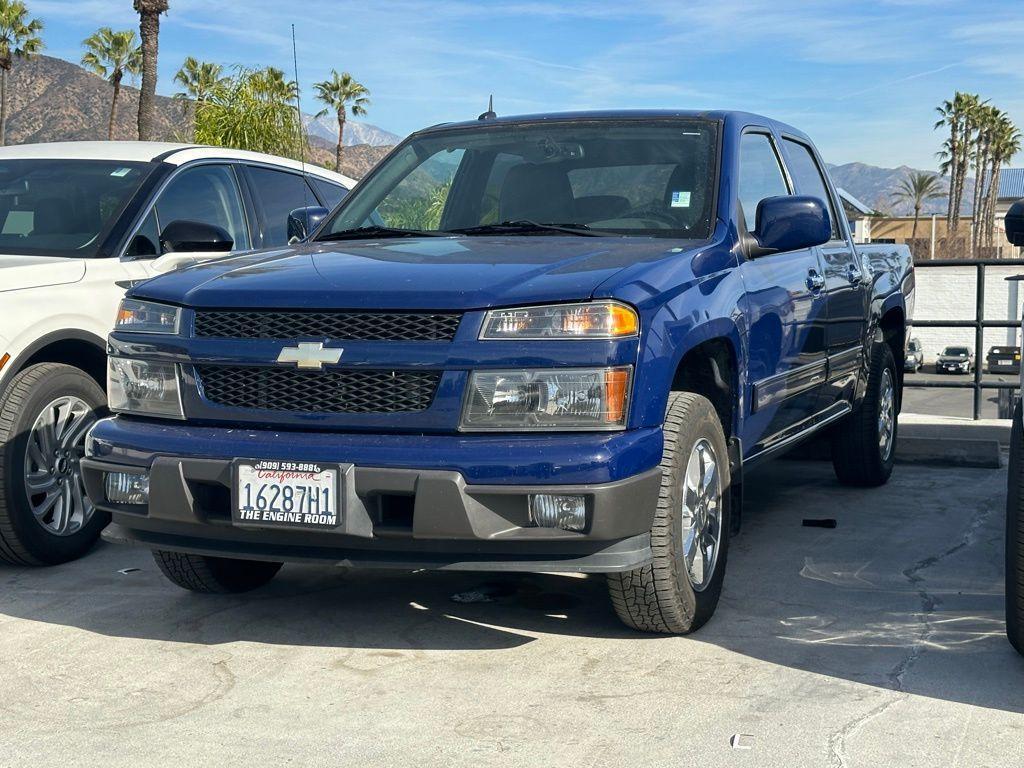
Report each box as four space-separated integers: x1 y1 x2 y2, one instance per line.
232 459 342 531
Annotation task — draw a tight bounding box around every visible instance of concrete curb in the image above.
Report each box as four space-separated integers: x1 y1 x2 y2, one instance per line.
895 436 1002 468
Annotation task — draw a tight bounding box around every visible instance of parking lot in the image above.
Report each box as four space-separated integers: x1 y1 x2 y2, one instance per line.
1 451 1020 768
904 368 1016 420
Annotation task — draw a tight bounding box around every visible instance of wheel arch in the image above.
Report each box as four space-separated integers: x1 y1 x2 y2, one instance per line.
1 330 107 395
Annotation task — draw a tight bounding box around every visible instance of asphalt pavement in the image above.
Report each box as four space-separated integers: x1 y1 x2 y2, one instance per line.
0 457 1020 767
903 367 1017 420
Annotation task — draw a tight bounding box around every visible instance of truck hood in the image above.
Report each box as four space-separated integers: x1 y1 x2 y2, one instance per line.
0 255 86 293
132 236 687 310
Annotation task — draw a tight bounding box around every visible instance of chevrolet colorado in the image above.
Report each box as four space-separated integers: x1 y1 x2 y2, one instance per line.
82 111 914 634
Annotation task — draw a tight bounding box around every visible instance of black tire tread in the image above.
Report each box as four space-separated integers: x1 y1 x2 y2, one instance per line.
1006 401 1024 655
832 343 897 487
152 549 282 594
607 392 729 634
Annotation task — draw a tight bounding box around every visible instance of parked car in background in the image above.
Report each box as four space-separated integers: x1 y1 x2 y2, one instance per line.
987 344 1021 375
904 337 923 372
935 345 974 374
83 110 913 635
1003 198 1024 656
0 141 354 566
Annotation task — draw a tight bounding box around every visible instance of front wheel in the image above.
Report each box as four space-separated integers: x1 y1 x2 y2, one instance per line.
607 392 731 634
152 550 283 593
1006 400 1024 656
831 343 897 487
0 363 107 565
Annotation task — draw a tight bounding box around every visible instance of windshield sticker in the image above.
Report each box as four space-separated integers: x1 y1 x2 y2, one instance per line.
110 167 132 177
670 191 691 208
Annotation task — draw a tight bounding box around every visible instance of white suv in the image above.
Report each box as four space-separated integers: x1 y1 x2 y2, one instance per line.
0 141 354 565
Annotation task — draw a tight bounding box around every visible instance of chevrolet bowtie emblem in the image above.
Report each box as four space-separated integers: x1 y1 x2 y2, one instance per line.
276 342 343 370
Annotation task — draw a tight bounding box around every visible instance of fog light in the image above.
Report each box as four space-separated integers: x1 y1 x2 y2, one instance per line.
530 494 587 532
105 471 149 505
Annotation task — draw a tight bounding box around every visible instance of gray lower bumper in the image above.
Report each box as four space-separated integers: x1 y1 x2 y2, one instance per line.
83 456 661 573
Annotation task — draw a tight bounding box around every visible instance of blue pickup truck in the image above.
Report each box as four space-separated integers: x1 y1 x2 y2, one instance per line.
82 110 914 634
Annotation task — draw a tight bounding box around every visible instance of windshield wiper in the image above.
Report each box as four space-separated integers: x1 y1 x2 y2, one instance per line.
317 225 450 241
449 220 610 237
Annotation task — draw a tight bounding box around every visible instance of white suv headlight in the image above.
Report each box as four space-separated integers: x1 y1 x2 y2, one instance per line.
108 358 184 419
479 301 638 340
115 299 181 334
461 366 631 431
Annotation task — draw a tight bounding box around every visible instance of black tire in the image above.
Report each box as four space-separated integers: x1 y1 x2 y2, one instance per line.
1006 400 1024 656
831 343 897 487
152 549 283 593
0 363 108 565
607 392 731 634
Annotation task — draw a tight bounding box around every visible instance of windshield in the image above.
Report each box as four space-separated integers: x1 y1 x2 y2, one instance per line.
0 159 149 257
908 341 920 352
321 119 719 240
944 347 969 356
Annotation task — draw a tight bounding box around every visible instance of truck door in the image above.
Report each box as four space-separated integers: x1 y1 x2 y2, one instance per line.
736 131 829 455
780 137 869 407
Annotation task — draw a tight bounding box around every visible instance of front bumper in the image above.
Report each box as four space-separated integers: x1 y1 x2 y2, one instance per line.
83 417 663 572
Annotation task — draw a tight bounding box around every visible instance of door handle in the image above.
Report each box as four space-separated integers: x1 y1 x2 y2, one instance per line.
806 269 825 292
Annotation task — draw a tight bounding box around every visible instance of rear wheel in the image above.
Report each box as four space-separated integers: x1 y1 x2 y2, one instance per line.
1006 400 1024 656
607 392 731 634
152 549 283 593
0 364 107 565
831 343 897 487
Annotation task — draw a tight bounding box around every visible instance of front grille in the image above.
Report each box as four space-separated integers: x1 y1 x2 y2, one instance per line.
194 311 461 342
196 366 440 414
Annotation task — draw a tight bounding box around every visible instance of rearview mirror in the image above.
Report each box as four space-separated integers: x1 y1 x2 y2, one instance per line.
752 195 832 256
160 219 234 253
288 206 330 243
1006 200 1024 247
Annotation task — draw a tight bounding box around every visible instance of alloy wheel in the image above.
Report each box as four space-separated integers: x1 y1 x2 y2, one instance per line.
680 437 723 591
23 396 97 536
878 368 895 462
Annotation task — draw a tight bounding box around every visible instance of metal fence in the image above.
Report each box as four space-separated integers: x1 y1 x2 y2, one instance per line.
908 258 1024 419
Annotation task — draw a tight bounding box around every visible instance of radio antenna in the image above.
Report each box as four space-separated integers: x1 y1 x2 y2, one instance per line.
478 94 496 121
290 24 310 208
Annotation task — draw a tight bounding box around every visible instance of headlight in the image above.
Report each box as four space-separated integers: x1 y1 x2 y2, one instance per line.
115 299 181 334
461 366 631 431
108 358 184 418
480 301 638 340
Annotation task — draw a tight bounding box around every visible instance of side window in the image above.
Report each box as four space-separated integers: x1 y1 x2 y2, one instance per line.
154 164 250 253
781 139 840 240
125 209 159 257
310 177 348 210
246 166 318 247
737 133 789 233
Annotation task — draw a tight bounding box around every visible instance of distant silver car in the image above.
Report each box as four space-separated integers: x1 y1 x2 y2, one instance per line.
935 345 973 374
904 337 923 372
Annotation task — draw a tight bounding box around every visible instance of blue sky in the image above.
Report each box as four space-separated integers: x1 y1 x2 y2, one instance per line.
29 0 1024 170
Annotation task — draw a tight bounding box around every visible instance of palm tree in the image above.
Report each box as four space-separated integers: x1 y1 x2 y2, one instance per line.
174 56 227 108
81 28 142 140
935 92 985 233
891 172 945 241
133 0 168 140
0 0 42 146
313 70 369 173
985 114 1021 249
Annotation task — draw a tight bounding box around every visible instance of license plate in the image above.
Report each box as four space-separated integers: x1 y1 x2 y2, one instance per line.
234 460 340 530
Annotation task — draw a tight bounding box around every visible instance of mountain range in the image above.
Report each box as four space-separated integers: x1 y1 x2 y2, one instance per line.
0 54 994 211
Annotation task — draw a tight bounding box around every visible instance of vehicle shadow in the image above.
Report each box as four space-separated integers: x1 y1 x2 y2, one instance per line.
0 460 1021 713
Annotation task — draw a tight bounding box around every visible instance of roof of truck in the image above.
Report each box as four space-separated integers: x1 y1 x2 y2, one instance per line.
0 141 358 188
415 109 812 141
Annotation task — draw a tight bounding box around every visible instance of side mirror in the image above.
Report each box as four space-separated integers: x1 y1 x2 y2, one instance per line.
160 219 234 253
752 195 832 256
287 206 330 243
1006 200 1024 246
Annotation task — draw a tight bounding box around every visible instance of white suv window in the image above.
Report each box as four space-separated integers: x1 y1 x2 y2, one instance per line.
153 164 250 253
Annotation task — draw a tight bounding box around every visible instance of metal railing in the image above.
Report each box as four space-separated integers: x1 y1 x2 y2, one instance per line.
907 258 1024 419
